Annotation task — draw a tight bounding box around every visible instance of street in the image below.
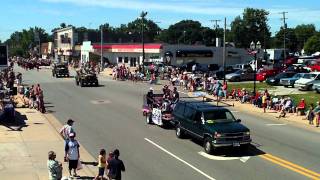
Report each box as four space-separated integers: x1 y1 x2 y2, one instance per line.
22 67 320 180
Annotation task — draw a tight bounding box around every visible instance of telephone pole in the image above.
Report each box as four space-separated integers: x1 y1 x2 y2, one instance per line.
210 19 221 46
280 12 288 67
210 19 221 31
223 17 226 83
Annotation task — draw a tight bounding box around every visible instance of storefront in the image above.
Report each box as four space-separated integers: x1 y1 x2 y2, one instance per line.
81 41 253 67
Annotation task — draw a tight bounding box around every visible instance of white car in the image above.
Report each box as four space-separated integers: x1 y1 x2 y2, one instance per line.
295 72 320 91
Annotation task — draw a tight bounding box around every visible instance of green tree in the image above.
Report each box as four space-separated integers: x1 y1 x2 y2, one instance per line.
274 28 298 52
60 23 66 28
160 20 203 44
294 24 316 50
304 33 320 54
230 8 271 48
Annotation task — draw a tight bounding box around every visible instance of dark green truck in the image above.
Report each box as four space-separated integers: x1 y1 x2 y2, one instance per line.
173 101 251 154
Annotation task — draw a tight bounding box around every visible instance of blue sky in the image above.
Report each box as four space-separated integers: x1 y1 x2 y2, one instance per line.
1 0 320 41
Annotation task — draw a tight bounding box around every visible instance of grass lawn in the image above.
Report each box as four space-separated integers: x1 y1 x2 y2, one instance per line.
288 92 320 106
228 82 275 92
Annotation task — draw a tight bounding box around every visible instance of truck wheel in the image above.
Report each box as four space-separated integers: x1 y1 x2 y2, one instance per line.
204 137 214 154
176 125 185 138
284 85 288 88
146 113 151 124
95 82 99 87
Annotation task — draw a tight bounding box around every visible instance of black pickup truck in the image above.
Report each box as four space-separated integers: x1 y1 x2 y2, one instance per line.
173 101 251 154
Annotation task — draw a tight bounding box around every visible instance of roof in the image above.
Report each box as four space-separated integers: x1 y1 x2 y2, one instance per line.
92 43 163 50
180 101 228 111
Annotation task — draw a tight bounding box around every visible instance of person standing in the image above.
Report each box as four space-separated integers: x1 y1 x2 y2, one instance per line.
59 119 75 141
47 151 63 180
64 133 80 178
107 149 125 180
95 149 107 180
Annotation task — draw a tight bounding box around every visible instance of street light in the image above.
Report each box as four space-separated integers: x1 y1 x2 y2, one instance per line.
250 41 261 96
140 11 148 72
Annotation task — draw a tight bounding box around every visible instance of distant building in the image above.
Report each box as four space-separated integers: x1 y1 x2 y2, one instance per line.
41 42 53 59
81 41 254 67
53 26 79 62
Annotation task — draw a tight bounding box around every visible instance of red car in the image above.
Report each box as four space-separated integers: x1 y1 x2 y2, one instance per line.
256 69 279 82
309 63 320 72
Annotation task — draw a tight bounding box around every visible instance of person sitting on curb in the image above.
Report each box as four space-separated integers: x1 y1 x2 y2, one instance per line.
296 98 306 115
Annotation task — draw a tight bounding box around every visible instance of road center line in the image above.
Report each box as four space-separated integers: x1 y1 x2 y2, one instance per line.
144 138 216 180
260 154 320 180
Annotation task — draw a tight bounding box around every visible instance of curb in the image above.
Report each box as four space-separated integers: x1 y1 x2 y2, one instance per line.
42 113 96 177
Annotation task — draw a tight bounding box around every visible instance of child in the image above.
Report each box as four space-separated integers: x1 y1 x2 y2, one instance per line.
95 149 107 180
306 104 314 125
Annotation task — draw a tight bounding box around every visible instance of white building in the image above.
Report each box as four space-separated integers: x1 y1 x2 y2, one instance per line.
80 41 254 67
53 27 78 62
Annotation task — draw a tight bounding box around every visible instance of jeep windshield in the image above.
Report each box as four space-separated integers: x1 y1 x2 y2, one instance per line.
203 110 236 123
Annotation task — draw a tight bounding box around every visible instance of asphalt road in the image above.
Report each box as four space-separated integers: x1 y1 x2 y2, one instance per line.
20 67 320 180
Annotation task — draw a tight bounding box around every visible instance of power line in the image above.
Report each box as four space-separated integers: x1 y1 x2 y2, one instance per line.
210 19 221 30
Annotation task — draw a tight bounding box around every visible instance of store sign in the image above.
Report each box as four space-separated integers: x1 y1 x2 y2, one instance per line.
0 46 8 67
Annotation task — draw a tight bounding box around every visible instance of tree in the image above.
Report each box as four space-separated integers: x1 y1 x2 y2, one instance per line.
60 23 66 28
160 20 203 44
6 27 50 57
274 28 298 52
294 24 316 50
304 33 320 54
127 18 161 43
230 8 271 48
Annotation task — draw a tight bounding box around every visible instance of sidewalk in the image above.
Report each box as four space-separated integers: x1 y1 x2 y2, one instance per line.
0 108 97 180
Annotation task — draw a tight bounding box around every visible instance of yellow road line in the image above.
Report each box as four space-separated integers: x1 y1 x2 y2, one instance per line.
264 154 320 178
260 154 320 180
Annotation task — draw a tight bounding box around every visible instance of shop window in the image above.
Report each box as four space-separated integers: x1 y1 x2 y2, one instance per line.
124 57 129 63
118 57 123 63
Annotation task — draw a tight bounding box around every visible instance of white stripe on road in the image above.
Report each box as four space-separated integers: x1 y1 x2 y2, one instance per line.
144 138 216 180
266 123 287 126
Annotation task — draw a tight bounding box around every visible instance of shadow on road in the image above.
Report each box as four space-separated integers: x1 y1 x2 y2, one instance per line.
81 161 98 166
190 138 265 157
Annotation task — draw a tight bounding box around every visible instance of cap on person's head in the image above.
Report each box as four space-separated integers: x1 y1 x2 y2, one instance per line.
67 119 74 124
69 133 75 138
113 149 120 156
149 87 153 91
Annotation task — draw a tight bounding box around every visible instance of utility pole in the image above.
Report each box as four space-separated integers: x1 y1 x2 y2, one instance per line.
210 19 221 45
140 11 148 73
280 12 288 67
223 17 226 83
100 25 103 71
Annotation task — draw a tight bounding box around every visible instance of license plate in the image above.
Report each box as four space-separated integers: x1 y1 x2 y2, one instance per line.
233 142 240 147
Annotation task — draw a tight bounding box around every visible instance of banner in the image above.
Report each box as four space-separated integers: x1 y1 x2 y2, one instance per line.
152 108 162 126
0 46 8 67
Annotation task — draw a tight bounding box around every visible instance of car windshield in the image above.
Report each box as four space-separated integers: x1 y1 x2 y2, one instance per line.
234 70 243 74
57 65 66 68
293 73 303 78
303 74 317 79
275 73 287 78
204 110 236 123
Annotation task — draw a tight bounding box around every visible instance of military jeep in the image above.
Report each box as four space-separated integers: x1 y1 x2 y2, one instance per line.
52 64 69 78
75 69 99 87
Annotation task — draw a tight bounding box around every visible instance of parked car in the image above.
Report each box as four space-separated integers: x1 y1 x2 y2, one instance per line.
312 83 320 93
280 73 305 88
266 72 296 86
225 69 255 82
283 65 309 73
256 69 279 82
295 72 320 91
215 66 239 79
173 101 251 154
